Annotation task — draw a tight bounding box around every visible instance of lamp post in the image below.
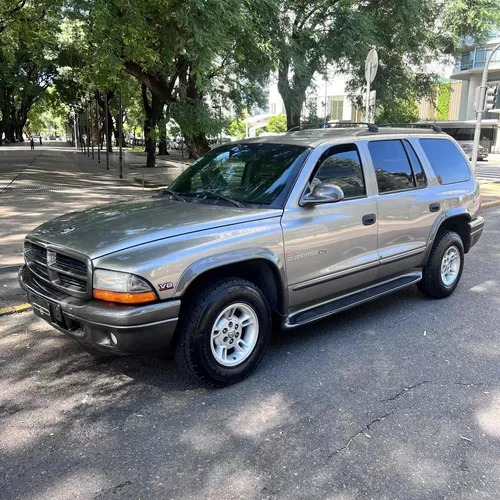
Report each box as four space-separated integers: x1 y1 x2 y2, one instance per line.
471 42 500 172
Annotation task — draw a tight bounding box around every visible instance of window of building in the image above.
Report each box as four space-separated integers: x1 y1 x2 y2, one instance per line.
270 103 276 115
368 140 416 193
351 105 363 122
311 144 366 199
328 96 344 121
403 140 427 187
419 139 471 185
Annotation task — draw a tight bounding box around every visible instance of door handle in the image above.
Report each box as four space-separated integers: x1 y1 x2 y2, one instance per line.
429 202 440 213
362 213 377 226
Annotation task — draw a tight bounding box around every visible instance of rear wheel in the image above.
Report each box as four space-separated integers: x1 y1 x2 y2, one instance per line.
418 230 464 299
175 278 272 386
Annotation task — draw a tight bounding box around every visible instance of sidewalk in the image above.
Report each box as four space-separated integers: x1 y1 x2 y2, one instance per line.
1 142 500 313
480 181 500 208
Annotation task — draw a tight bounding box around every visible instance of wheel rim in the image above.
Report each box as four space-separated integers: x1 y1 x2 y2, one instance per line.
210 303 259 367
440 246 461 286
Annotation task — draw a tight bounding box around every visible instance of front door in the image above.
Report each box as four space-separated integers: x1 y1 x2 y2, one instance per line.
281 143 380 313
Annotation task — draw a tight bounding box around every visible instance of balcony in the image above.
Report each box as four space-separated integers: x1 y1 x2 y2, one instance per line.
454 46 500 73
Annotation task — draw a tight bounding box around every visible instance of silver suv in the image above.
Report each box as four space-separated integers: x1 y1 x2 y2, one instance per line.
19 125 484 385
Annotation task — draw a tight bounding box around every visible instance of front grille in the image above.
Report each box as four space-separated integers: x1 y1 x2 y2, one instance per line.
25 241 89 296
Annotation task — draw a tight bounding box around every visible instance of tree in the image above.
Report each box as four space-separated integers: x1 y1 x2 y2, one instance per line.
271 0 500 130
375 98 420 125
227 118 246 139
0 1 62 143
267 114 287 133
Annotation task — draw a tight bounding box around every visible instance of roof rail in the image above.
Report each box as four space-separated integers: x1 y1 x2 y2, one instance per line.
287 121 379 133
378 123 443 133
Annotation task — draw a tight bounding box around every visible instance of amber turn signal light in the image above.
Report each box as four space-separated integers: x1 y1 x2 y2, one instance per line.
93 289 157 304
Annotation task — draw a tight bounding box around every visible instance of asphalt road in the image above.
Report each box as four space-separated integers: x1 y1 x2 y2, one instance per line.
1 207 499 500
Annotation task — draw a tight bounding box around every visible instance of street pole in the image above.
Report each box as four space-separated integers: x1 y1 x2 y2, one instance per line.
104 91 109 170
219 105 222 144
324 74 328 122
86 104 90 157
74 112 79 150
471 42 500 173
119 84 123 179
95 91 101 164
365 66 371 123
90 98 94 160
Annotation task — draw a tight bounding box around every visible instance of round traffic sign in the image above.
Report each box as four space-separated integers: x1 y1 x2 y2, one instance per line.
365 48 378 84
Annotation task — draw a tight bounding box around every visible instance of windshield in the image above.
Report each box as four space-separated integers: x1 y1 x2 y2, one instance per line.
169 143 310 206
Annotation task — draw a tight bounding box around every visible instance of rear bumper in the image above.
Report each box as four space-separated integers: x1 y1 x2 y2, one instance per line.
19 265 180 354
469 216 484 249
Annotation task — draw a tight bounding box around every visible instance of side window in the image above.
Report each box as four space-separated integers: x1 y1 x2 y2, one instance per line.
368 140 416 193
419 138 471 185
403 140 427 187
312 144 366 199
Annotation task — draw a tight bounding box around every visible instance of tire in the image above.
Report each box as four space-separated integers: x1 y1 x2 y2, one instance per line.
174 278 272 386
418 230 464 299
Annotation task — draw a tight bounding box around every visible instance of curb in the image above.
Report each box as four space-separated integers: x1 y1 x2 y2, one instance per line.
482 200 500 209
0 303 32 317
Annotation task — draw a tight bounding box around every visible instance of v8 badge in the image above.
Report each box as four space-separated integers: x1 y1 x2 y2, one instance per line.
158 282 174 291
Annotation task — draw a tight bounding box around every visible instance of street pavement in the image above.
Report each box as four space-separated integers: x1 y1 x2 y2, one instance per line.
0 143 499 499
1 208 499 500
475 154 500 183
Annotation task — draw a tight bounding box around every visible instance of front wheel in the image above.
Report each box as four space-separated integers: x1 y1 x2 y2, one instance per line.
418 230 464 299
175 278 272 386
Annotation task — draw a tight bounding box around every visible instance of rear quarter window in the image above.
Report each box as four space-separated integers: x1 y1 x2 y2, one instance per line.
418 138 471 185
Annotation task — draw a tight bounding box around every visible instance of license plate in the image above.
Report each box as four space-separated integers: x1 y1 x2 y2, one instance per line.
31 293 53 322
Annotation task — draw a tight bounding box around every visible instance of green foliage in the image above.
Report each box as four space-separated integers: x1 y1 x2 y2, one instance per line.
436 83 452 120
226 119 246 139
375 98 420 125
267 114 287 133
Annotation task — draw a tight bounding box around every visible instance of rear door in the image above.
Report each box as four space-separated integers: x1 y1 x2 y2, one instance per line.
362 138 439 280
281 142 379 313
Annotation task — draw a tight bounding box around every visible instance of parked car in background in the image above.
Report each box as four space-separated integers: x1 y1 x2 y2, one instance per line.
459 142 489 161
19 124 484 386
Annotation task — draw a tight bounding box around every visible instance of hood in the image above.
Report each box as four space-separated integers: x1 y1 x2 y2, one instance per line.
28 197 282 259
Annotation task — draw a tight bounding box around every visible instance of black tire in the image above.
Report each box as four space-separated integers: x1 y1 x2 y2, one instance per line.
174 278 272 387
418 230 464 299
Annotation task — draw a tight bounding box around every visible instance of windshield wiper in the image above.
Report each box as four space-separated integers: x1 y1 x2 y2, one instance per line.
199 190 244 208
163 189 186 202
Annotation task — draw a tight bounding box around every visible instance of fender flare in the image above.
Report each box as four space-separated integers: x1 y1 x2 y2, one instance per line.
423 207 472 263
174 247 287 310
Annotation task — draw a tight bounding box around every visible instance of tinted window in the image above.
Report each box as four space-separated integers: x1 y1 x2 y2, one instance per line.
368 140 416 193
419 139 471 185
312 144 366 199
170 143 309 206
403 140 427 187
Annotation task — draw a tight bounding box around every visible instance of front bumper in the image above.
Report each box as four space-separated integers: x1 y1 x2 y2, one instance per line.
19 265 180 354
469 216 484 249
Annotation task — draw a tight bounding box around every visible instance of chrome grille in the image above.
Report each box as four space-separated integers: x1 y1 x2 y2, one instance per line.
24 241 89 296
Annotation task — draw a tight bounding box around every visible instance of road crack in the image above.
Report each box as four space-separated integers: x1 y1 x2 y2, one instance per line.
381 380 430 402
325 411 394 461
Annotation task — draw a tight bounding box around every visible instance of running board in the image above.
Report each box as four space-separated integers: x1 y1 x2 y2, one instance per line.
286 273 422 327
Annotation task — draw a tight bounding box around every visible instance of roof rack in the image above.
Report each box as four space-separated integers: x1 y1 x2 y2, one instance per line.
287 121 379 133
378 123 442 133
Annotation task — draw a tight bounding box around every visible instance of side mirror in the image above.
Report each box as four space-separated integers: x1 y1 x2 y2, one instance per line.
300 183 345 206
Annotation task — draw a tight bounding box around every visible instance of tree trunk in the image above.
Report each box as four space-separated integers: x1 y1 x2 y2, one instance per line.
158 112 168 155
141 84 163 168
184 134 210 159
277 61 313 131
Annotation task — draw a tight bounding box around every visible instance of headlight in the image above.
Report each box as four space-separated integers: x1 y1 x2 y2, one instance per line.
93 269 157 304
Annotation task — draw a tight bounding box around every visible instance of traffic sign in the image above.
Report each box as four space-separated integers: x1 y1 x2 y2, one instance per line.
365 48 378 84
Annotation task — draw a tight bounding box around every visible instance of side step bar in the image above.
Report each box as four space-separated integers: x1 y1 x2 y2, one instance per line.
286 272 422 328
